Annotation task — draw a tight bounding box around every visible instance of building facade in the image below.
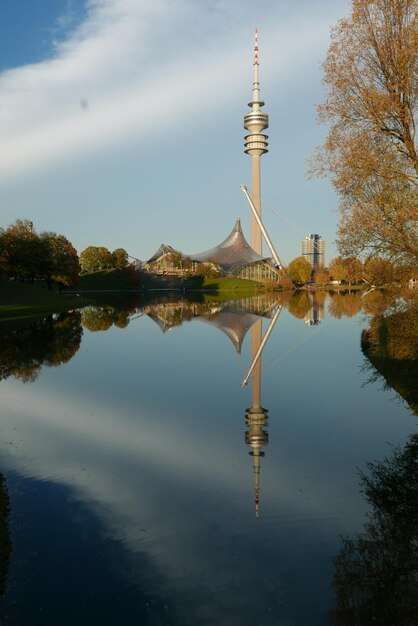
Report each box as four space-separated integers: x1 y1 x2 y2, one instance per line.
301 234 325 268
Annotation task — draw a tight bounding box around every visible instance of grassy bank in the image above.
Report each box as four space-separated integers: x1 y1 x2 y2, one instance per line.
79 270 265 294
79 269 138 291
186 276 262 292
138 272 264 293
0 281 91 324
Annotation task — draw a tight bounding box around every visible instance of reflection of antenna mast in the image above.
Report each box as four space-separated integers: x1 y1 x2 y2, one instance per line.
245 407 268 520
241 305 283 387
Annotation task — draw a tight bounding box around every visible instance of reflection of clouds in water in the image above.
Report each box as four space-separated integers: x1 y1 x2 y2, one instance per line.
0 385 343 624
1 297 414 623
0 382 342 548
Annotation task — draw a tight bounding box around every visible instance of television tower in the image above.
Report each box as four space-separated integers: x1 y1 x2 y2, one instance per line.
242 35 273 518
244 29 269 255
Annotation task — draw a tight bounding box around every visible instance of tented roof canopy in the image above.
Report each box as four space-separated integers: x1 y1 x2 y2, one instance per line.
145 244 178 265
189 219 272 272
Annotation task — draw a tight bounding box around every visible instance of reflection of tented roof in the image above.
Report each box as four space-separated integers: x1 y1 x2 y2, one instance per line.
145 307 258 350
143 300 273 352
146 244 177 264
198 307 261 353
190 220 271 271
146 314 171 333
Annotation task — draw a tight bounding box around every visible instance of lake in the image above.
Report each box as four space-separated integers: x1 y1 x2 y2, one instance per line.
0 289 416 625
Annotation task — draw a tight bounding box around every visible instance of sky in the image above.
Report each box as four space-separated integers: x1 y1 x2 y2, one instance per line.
0 0 352 265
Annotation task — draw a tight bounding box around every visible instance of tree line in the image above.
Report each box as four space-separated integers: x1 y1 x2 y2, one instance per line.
79 246 129 273
0 219 133 290
1 217 414 292
285 254 415 288
0 311 82 383
0 219 80 290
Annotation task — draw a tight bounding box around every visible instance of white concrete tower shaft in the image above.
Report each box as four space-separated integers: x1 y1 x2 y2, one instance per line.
244 29 269 255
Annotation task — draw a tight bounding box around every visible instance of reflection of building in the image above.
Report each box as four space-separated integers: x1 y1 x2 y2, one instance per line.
242 304 282 519
142 296 278 344
301 234 325 268
245 382 268 520
139 295 279 518
304 294 325 325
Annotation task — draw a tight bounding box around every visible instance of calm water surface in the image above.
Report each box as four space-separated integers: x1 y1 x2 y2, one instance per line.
0 290 416 625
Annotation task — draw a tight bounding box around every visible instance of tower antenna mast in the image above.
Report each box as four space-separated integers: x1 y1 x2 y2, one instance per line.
244 28 269 255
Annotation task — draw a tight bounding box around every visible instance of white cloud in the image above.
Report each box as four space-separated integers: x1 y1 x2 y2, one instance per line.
0 0 339 181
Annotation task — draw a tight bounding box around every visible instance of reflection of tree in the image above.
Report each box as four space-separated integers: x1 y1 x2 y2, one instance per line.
328 292 363 318
314 290 327 307
81 306 130 332
332 434 418 626
0 312 82 383
287 292 312 319
361 289 398 316
361 297 418 413
0 474 10 598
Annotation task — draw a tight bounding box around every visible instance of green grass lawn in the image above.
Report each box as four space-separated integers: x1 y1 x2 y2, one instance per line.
0 281 91 323
185 276 264 301
140 273 264 293
198 276 262 291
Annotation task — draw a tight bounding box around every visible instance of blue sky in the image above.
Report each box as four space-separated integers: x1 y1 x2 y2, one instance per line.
0 0 351 264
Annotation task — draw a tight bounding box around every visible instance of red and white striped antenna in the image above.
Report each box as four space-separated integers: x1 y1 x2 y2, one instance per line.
254 27 259 65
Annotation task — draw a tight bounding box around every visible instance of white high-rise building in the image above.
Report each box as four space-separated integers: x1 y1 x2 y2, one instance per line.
302 234 325 268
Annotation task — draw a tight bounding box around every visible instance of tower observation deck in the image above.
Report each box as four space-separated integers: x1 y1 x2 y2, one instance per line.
244 29 269 255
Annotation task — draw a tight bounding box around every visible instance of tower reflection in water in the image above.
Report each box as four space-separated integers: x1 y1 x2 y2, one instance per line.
242 299 282 519
245 318 269 520
138 295 282 519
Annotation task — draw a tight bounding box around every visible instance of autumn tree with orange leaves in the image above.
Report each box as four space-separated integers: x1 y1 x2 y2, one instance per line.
313 0 418 264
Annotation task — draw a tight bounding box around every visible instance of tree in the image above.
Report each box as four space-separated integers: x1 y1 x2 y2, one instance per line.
287 256 312 285
342 257 363 286
0 231 9 280
0 220 80 288
278 271 294 290
313 0 418 263
41 232 80 289
329 257 348 283
166 251 182 270
195 259 221 278
313 268 330 287
123 263 140 286
80 246 113 273
363 256 395 286
181 255 193 274
112 248 128 269
2 219 46 282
